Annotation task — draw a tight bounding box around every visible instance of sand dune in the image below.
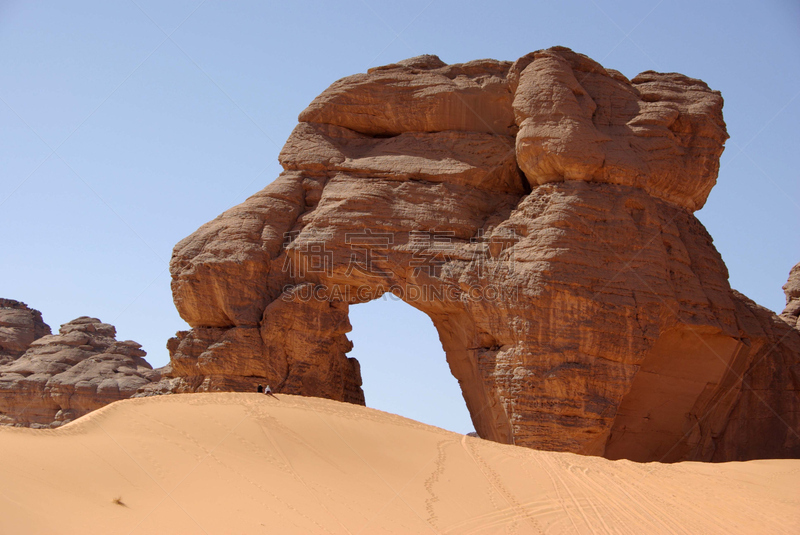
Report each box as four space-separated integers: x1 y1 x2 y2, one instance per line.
0 393 797 534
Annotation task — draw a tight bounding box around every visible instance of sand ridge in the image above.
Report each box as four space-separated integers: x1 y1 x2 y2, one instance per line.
0 392 797 534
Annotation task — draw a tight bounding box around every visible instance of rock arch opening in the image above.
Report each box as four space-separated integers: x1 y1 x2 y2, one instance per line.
348 296 474 434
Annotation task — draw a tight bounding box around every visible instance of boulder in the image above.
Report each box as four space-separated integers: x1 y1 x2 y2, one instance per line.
780 262 800 329
0 299 51 365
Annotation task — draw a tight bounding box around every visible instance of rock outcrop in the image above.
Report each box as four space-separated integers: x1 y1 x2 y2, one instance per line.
0 316 159 427
780 262 800 329
156 46 800 462
0 299 51 365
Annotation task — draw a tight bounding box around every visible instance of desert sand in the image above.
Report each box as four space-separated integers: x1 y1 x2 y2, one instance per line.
0 392 797 534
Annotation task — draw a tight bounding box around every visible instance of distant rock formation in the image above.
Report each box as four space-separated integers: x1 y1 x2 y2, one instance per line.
0 315 159 428
154 46 799 462
781 262 800 329
0 299 51 365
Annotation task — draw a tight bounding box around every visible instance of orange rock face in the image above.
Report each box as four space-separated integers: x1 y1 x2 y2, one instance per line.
160 47 800 461
511 49 727 210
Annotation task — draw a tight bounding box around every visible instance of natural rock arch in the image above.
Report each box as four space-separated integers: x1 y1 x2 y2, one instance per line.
152 47 800 462
346 296 476 432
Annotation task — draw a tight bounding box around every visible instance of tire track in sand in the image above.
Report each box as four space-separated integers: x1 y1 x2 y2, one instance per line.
459 435 544 534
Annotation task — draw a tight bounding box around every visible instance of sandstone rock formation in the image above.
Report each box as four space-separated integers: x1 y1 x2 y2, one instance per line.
156 46 800 462
0 316 159 427
0 299 51 365
781 262 800 329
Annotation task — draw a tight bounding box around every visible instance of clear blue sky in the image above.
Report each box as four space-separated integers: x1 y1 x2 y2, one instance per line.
1 1 798 434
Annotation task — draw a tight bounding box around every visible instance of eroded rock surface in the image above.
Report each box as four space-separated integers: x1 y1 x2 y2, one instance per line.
780 262 800 330
156 47 800 462
0 316 159 427
0 299 51 365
